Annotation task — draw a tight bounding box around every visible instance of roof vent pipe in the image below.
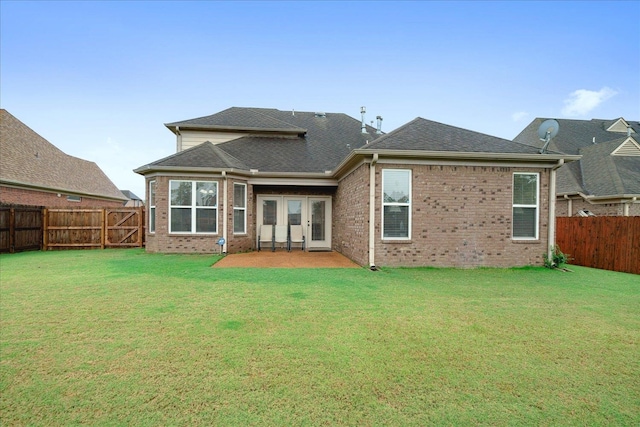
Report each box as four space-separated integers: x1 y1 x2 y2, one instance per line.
376 116 383 134
361 106 368 134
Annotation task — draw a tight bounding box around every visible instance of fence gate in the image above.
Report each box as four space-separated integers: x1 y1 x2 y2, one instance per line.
105 208 144 248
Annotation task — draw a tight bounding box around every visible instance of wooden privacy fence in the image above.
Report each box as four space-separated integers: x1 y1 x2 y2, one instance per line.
556 216 640 275
44 208 145 250
0 205 44 253
0 205 145 252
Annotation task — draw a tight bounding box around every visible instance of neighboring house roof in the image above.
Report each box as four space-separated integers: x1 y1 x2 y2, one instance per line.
513 117 640 199
138 107 381 174
0 109 127 201
121 190 143 202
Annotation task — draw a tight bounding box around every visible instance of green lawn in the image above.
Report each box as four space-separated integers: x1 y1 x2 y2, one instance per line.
1 249 638 426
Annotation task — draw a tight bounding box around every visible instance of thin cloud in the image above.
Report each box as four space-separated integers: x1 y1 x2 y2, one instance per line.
561 87 617 116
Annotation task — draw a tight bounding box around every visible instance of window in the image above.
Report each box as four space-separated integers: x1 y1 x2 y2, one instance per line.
382 169 411 239
149 180 156 233
233 183 246 234
512 173 539 239
67 195 81 202
169 180 217 233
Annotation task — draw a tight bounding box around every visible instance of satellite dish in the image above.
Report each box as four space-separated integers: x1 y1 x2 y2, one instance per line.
537 119 559 154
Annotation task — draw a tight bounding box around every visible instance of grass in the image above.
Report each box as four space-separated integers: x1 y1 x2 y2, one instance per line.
1 249 638 426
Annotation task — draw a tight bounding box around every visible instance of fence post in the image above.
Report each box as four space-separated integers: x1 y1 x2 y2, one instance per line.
137 207 143 247
43 208 48 251
9 208 15 253
101 209 106 249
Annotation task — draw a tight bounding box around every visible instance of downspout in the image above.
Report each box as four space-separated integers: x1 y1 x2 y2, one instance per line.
369 153 378 269
222 171 228 254
548 159 564 263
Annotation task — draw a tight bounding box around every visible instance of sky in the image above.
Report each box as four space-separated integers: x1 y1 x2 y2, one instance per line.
2 1 639 201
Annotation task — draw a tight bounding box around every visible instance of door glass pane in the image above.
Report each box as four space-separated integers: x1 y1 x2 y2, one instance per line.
311 201 325 241
287 200 302 225
263 200 277 225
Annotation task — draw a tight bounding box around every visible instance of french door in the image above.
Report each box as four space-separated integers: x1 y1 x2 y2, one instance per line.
256 195 331 250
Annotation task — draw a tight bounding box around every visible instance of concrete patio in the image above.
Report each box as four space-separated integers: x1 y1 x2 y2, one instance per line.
212 250 361 268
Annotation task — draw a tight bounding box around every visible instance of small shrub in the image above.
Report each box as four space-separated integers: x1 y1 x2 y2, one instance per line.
544 245 569 269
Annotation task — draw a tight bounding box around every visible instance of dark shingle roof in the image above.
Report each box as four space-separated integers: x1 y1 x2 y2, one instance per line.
579 139 640 195
363 117 544 154
144 108 381 173
0 109 126 201
166 107 306 133
148 141 248 170
513 117 640 197
121 190 142 201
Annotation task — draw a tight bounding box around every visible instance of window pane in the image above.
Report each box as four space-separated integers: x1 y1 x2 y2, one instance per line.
288 200 302 225
383 206 409 238
513 207 536 238
171 208 191 232
263 200 277 225
383 170 410 203
196 182 217 207
233 209 245 233
233 184 246 208
149 181 156 206
149 207 156 233
513 174 537 205
171 181 192 206
196 208 217 233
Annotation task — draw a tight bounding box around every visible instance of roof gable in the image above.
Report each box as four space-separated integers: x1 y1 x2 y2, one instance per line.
0 109 126 201
147 141 248 170
606 117 634 133
611 137 640 156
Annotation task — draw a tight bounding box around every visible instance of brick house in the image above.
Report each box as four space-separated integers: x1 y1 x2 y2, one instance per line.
135 107 579 268
514 117 640 217
1 109 127 207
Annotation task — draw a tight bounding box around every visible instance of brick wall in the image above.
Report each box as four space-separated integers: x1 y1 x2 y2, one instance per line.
333 163 370 266
0 185 123 208
372 164 551 268
225 178 254 253
144 176 223 253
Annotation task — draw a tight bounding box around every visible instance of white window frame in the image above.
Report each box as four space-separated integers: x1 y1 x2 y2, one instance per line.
169 180 218 234
233 183 247 235
512 172 539 240
148 180 156 234
381 169 412 240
